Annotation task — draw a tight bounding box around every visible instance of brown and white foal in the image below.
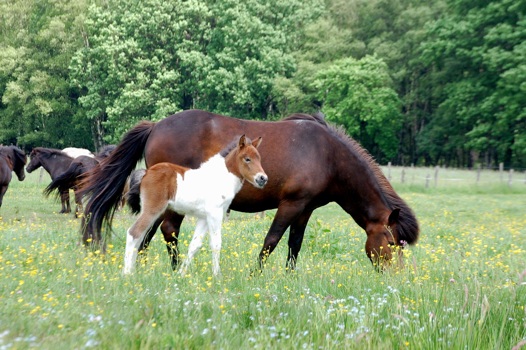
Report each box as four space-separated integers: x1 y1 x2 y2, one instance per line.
123 135 267 276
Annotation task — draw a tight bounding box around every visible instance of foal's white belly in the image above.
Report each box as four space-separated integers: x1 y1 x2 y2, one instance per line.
169 170 241 219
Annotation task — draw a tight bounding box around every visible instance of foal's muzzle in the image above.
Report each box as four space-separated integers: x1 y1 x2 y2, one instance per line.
255 173 268 188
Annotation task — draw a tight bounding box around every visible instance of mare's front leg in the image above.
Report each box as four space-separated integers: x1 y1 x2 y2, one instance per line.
0 185 8 208
257 202 306 271
286 210 313 271
160 210 185 270
179 218 207 276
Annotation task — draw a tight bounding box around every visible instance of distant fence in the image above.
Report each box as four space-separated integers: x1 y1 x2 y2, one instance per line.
381 163 526 188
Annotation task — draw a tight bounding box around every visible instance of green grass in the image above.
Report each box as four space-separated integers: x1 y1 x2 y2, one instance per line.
0 169 525 349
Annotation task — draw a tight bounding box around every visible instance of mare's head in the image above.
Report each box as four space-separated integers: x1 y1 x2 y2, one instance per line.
1 146 27 181
225 135 268 189
364 208 405 269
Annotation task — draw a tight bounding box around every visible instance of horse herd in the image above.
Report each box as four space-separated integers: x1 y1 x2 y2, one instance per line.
1 109 420 275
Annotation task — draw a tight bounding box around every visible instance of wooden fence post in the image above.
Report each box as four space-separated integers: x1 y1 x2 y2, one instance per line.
499 162 504 182
476 164 481 183
434 166 439 187
387 162 392 181
401 168 405 184
508 169 514 186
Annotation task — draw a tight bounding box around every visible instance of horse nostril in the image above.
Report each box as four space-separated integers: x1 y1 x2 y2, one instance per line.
256 174 268 187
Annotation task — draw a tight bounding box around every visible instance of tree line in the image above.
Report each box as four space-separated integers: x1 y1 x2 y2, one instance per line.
1 0 524 168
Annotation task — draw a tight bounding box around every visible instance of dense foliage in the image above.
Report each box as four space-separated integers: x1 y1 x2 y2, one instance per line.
0 0 524 167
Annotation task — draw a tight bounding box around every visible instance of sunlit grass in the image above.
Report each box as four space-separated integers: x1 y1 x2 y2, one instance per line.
0 170 525 349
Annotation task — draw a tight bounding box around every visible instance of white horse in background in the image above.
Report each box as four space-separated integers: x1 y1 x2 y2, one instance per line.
62 147 94 159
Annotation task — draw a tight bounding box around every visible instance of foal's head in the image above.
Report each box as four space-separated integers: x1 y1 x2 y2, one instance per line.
226 135 267 189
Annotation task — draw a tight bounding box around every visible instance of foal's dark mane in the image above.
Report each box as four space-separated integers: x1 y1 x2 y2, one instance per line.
219 136 254 158
284 113 419 244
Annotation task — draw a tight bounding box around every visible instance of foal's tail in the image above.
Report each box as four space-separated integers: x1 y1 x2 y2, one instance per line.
43 162 83 199
79 121 155 244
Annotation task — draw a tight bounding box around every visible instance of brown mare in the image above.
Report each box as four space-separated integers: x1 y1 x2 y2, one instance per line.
123 135 267 275
43 145 116 217
80 109 419 271
0 146 27 208
26 148 75 213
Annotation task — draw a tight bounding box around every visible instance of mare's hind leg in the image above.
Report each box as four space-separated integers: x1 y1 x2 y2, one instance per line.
160 210 185 270
74 190 83 218
60 189 71 213
286 210 313 271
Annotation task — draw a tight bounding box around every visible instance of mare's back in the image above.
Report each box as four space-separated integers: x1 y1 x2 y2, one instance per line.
144 111 339 209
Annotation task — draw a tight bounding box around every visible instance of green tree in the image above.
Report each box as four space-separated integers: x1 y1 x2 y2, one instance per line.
70 0 324 145
0 0 93 150
420 0 526 167
312 56 401 161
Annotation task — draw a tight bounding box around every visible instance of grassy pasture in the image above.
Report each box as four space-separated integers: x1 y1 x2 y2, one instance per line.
0 169 525 349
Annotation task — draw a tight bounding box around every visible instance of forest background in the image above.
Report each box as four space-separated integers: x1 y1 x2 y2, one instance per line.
0 0 525 169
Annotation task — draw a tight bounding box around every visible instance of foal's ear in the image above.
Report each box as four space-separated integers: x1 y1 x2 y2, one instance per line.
252 137 262 148
238 134 247 148
388 208 400 226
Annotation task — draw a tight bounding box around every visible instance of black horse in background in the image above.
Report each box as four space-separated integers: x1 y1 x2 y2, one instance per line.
26 148 75 213
44 145 116 217
0 146 27 209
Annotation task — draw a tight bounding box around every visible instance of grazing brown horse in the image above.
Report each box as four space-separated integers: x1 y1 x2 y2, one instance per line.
80 109 419 271
124 135 267 275
0 146 27 208
26 148 75 213
43 145 116 217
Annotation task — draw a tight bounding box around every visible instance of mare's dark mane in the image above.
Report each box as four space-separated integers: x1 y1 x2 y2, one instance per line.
330 124 419 243
282 112 327 127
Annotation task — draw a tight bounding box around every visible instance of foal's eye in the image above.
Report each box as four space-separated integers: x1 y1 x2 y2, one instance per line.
244 157 251 163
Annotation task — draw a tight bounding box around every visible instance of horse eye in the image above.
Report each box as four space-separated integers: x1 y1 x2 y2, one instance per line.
244 157 251 163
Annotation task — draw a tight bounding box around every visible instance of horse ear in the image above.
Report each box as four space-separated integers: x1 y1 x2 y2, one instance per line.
388 208 400 226
238 134 247 148
252 137 262 148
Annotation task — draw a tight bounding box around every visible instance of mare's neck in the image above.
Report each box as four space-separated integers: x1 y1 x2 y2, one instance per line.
334 146 391 228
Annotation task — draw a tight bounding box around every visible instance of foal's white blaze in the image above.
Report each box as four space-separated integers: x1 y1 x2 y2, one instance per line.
123 136 266 276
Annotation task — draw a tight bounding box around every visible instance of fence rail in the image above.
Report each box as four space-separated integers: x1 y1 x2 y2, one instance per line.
381 163 526 188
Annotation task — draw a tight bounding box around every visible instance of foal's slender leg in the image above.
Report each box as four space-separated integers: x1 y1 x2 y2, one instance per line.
137 217 162 260
179 218 208 276
124 210 165 274
207 212 224 276
286 210 313 271
160 210 185 270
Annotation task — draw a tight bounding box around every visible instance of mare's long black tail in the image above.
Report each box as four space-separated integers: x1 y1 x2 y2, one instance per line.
79 121 155 244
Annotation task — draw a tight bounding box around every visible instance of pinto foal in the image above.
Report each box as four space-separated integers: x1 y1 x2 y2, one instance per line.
123 135 267 275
